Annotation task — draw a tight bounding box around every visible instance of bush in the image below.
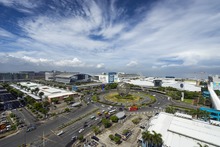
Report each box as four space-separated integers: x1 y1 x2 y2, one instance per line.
78 135 84 142
10 113 16 118
102 118 112 128
132 117 142 125
109 134 114 140
114 136 121 144
110 115 119 123
11 125 17 130
64 108 70 112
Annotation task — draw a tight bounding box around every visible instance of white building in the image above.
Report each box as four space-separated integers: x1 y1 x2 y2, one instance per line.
146 112 220 147
19 82 78 102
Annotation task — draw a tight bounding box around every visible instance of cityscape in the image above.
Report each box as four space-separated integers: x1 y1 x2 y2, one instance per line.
1 0 220 147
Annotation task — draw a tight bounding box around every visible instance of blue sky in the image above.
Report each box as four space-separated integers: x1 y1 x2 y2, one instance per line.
0 0 220 77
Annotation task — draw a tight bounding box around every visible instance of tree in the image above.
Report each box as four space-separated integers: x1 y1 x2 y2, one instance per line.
64 108 70 112
34 88 39 95
39 92 44 98
109 134 114 140
110 115 119 123
152 131 163 147
92 126 101 135
142 131 152 147
165 106 176 114
78 135 84 142
114 136 121 144
51 98 59 104
102 118 111 128
64 96 73 103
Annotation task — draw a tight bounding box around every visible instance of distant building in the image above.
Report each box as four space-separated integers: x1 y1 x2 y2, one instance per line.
153 80 162 87
0 73 28 82
55 73 91 84
141 112 220 147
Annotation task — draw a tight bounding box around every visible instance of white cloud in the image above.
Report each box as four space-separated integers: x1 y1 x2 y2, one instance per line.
1 0 220 75
96 63 105 69
0 28 15 38
54 58 85 67
126 61 138 67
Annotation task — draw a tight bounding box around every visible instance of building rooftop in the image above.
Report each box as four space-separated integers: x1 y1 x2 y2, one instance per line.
147 112 220 147
55 73 79 78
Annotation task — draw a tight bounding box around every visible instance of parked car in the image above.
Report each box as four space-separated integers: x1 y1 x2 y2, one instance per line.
91 136 99 142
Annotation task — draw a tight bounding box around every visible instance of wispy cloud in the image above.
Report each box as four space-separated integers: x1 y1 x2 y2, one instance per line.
0 0 220 76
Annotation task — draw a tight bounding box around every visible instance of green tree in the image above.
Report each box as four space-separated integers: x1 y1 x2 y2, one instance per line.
109 134 114 140
102 118 111 128
92 126 101 135
114 136 121 144
39 92 44 98
142 131 152 147
165 106 176 114
51 98 59 104
64 108 70 112
78 135 84 142
152 131 163 147
110 115 119 123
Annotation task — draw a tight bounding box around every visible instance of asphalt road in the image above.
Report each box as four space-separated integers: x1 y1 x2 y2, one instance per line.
0 104 97 147
37 115 102 147
0 90 197 147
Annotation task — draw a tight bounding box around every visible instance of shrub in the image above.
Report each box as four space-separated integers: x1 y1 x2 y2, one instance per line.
109 134 114 140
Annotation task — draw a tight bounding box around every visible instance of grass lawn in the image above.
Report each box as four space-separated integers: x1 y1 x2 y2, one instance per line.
105 92 141 103
178 99 193 104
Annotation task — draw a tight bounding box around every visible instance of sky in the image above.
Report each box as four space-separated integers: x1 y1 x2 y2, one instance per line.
0 0 220 77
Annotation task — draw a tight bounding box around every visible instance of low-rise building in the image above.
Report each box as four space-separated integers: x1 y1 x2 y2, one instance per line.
55 73 91 84
141 112 220 147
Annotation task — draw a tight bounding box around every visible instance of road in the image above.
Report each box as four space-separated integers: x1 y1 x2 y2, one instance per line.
0 104 98 147
0 90 197 147
36 115 102 147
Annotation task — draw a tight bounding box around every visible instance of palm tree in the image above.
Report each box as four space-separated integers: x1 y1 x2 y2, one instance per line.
152 131 163 147
142 131 152 147
39 92 44 99
34 87 39 95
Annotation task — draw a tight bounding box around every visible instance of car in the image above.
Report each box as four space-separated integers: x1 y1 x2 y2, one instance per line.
101 105 105 107
91 136 99 142
95 117 99 121
57 130 64 136
72 136 77 141
90 116 95 119
79 128 84 133
26 125 36 132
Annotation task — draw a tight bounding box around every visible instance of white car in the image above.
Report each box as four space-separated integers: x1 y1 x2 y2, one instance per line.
79 128 84 133
57 130 64 136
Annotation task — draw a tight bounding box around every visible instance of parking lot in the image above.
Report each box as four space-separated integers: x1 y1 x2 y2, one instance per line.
96 114 149 147
0 87 24 111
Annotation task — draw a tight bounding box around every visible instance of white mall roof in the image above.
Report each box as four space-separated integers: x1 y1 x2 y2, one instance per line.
126 79 201 91
148 112 220 147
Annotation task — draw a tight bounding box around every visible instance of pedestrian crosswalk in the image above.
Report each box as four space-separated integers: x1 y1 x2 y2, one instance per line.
127 109 165 115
